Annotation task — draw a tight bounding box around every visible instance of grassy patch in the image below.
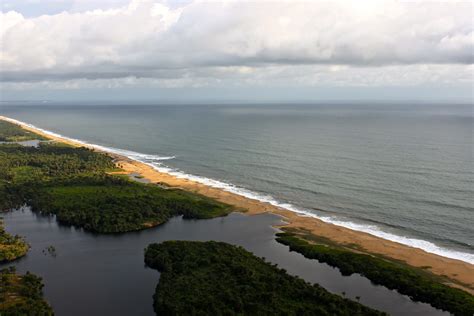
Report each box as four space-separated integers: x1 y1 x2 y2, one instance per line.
276 229 474 316
145 240 385 315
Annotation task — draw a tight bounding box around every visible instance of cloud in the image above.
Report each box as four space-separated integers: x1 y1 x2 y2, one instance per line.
0 0 473 85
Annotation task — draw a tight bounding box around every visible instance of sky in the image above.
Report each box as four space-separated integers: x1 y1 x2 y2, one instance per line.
0 0 473 103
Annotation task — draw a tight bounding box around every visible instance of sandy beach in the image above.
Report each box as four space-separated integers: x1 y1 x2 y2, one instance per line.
1 115 473 293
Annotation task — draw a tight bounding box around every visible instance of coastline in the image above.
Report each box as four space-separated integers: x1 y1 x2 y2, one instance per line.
1 115 473 293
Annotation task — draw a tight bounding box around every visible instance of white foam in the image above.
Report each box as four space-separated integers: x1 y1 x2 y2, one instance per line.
2 115 473 264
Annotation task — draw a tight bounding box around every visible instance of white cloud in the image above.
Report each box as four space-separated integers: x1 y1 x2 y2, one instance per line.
0 0 472 87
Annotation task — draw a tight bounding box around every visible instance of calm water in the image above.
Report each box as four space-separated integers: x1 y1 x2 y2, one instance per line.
1 208 445 316
1 103 473 261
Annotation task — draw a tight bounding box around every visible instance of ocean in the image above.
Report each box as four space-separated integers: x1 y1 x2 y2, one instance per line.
1 102 473 263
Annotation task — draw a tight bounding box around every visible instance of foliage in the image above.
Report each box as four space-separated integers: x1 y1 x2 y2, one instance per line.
0 141 118 211
0 121 47 142
0 142 117 183
276 231 474 316
0 120 232 233
28 176 232 233
0 266 54 316
144 240 385 316
0 219 29 262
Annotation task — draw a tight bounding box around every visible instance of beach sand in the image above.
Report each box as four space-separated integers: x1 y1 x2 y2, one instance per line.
2 115 473 293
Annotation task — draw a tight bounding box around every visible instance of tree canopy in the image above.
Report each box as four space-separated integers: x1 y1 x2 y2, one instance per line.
0 267 53 316
145 240 385 316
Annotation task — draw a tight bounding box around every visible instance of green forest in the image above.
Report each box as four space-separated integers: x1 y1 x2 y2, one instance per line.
0 121 232 233
28 175 232 233
144 240 386 316
0 267 53 316
276 230 474 316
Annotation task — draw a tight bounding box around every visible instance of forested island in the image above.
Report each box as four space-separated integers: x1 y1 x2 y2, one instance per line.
144 240 385 315
0 267 53 316
276 229 474 316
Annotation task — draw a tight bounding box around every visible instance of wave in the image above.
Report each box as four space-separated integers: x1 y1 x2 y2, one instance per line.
2 115 474 265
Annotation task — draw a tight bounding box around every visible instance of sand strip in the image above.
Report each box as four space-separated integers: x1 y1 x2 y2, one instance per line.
1 115 473 292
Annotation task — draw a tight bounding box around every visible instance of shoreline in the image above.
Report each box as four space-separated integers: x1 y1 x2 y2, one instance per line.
1 115 473 292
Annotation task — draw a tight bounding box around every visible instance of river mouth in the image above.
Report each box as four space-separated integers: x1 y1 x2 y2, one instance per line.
1 207 446 316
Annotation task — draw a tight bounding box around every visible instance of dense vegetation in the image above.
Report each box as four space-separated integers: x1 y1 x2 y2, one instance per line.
0 120 232 233
0 141 118 211
0 120 47 142
0 267 53 316
28 175 232 233
0 220 29 262
276 230 474 316
145 240 385 316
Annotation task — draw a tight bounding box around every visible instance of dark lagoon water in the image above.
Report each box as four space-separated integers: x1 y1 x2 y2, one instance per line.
1 208 446 316
1 102 473 263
